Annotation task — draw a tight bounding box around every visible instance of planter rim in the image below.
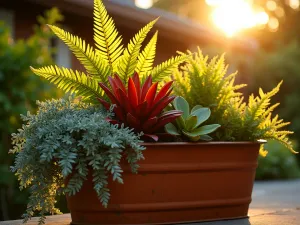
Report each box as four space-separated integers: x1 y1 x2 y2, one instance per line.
141 140 266 147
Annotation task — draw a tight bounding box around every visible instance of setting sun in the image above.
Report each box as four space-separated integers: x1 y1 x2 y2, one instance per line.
208 0 269 37
135 0 153 9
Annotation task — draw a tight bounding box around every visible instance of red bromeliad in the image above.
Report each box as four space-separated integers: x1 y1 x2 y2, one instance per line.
98 73 182 141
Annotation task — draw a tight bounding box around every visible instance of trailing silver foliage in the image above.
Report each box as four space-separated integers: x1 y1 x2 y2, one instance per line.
10 98 145 224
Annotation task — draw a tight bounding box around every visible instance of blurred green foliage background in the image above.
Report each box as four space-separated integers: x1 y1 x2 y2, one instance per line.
0 8 63 221
256 140 300 180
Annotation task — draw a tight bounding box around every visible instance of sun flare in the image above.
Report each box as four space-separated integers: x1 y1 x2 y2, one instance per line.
208 0 269 37
135 0 153 9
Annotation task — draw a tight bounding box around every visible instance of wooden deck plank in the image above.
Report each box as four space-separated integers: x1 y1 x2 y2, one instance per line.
0 214 71 225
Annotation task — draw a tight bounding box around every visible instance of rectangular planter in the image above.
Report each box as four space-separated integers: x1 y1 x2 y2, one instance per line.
67 142 261 225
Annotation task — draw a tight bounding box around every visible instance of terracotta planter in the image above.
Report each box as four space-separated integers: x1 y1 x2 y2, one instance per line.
67 142 261 225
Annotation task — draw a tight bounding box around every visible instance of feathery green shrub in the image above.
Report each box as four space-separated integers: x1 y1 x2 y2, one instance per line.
171 48 296 155
10 98 144 224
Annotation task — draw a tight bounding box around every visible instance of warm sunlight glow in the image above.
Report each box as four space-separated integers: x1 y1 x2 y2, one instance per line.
256 11 269 24
210 0 269 37
266 1 277 11
275 7 285 17
206 0 221 6
268 17 279 31
135 0 153 9
289 0 300 9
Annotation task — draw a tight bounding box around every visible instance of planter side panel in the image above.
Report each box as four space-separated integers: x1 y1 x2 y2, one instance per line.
67 143 259 225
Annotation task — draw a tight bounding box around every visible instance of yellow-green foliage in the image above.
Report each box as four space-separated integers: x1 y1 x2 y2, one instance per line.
31 0 187 102
172 48 296 155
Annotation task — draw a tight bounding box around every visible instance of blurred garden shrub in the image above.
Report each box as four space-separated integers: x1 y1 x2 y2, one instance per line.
256 140 300 180
0 8 63 220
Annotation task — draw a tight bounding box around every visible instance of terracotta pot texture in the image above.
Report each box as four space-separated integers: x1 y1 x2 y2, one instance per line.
66 142 260 225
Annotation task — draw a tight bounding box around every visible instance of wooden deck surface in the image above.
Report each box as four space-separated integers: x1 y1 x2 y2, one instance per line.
0 214 71 225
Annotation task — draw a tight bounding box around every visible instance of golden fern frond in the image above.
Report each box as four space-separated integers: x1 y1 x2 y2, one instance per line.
151 55 189 82
259 144 268 157
183 54 201 77
194 47 209 69
93 0 123 71
246 81 282 122
258 112 296 153
30 66 102 100
223 72 237 82
208 55 227 82
118 19 158 82
275 130 294 135
136 31 158 76
262 103 280 118
172 69 191 102
275 121 291 130
48 25 111 82
264 134 297 154
233 83 247 91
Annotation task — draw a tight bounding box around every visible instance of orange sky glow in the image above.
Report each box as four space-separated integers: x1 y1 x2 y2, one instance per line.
135 0 300 37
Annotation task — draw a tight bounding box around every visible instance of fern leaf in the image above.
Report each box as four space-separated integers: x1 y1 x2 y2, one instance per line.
247 81 283 122
94 0 123 71
118 18 158 82
265 135 297 154
259 144 268 157
151 55 189 82
31 66 103 100
275 130 294 135
48 25 111 82
275 121 291 130
262 103 280 118
172 69 191 102
136 31 158 76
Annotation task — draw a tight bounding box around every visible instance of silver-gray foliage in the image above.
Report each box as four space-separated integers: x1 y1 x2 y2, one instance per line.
10 98 145 224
